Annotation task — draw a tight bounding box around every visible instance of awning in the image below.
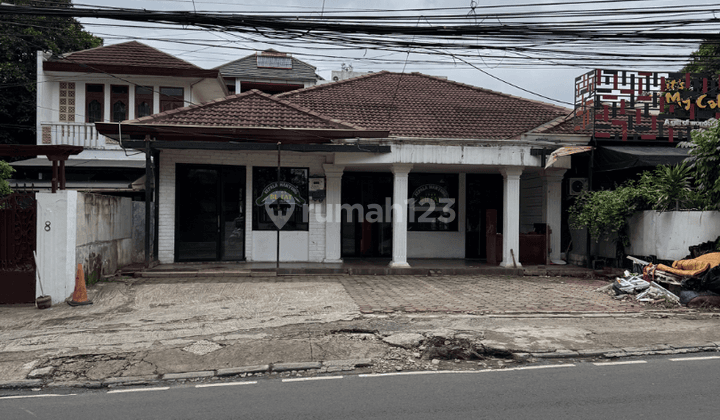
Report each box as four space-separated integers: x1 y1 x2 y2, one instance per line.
544 146 593 169
595 146 690 172
10 158 146 169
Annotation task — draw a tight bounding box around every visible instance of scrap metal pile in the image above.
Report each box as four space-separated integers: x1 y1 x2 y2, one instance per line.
611 252 720 308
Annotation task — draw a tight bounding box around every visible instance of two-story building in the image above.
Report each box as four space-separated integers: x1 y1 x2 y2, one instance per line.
10 41 227 194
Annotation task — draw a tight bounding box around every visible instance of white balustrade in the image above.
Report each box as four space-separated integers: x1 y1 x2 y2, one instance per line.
41 123 120 150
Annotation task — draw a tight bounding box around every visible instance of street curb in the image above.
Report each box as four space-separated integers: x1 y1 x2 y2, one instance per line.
0 379 43 389
11 345 720 391
523 343 720 360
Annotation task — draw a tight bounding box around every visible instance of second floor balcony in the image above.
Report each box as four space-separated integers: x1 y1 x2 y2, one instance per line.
40 122 122 150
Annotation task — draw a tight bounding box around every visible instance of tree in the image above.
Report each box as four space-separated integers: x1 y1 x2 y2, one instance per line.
679 120 720 210
0 160 14 195
0 0 102 146
681 40 720 74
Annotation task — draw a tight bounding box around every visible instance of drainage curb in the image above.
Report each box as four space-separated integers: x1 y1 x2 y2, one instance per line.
18 346 720 391
522 343 720 360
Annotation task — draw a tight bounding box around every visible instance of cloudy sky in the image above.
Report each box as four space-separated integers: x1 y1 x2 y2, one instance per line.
69 0 719 107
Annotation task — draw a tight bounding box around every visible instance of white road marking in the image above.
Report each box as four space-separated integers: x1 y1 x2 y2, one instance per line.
593 360 647 366
107 387 169 394
669 355 720 362
0 394 75 400
511 364 577 370
196 381 258 388
360 371 445 378
282 376 344 383
360 364 577 378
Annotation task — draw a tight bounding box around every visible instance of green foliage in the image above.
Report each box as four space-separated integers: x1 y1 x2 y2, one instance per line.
0 160 15 195
0 0 102 145
682 41 720 74
570 180 650 248
679 119 720 210
638 163 699 211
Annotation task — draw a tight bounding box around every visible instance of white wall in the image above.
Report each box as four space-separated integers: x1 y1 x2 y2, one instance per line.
75 193 133 282
36 191 77 304
408 232 464 258
591 211 720 261
627 211 720 260
252 231 310 262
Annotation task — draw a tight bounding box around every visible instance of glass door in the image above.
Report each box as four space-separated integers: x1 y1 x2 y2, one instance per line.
175 164 245 262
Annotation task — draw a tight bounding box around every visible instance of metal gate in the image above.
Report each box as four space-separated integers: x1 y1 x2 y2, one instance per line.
0 192 36 304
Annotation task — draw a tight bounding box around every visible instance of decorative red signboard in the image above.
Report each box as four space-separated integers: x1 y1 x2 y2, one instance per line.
574 69 720 142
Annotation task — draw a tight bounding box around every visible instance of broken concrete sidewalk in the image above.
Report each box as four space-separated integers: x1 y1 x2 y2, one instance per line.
1 275 719 389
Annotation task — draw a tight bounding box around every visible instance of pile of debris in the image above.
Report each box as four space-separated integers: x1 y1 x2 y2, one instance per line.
607 273 680 306
607 252 720 308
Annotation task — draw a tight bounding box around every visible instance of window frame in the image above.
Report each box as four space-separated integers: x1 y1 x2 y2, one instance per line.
85 83 104 123
159 86 184 112
135 85 154 118
110 85 129 122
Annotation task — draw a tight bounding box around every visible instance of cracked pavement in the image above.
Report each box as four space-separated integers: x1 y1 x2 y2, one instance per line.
2 274 720 386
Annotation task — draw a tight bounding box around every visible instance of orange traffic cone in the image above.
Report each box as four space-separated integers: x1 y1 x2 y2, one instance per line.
68 263 93 306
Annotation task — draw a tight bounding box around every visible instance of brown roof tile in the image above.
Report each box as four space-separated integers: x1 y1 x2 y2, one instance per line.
278 71 571 139
132 89 367 131
62 41 200 69
44 41 218 78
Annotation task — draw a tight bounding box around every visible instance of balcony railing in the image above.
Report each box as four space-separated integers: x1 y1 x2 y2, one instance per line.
40 122 120 150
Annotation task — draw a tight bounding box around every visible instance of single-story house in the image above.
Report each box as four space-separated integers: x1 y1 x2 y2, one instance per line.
97 71 582 267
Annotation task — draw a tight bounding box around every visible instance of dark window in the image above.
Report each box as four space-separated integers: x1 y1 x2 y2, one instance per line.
240 81 303 95
224 78 236 95
110 85 129 122
407 173 459 232
135 86 153 118
160 87 184 112
85 84 104 123
252 167 308 231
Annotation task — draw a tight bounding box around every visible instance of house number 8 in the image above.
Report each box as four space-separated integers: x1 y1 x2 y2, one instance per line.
45 221 51 232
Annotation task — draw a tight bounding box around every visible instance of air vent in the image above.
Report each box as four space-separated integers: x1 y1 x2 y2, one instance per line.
257 56 292 69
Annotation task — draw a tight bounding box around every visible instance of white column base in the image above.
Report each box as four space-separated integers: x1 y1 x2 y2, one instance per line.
388 261 411 268
323 258 343 264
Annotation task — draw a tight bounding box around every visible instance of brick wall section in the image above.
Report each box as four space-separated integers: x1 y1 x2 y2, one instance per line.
158 149 327 263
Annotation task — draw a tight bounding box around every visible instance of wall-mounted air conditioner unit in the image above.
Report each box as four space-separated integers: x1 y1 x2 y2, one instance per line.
568 178 589 196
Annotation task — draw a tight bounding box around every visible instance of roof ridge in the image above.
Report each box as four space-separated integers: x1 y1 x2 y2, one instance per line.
527 111 576 134
127 89 367 131
277 71 390 98
61 40 126 59
63 41 205 70
406 72 572 114
254 90 367 130
137 42 205 70
215 50 319 72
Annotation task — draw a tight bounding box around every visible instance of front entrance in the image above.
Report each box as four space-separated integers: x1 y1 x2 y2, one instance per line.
0 193 36 304
341 172 393 257
465 174 503 260
175 164 245 262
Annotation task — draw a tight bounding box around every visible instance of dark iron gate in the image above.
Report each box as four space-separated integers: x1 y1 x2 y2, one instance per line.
0 192 37 304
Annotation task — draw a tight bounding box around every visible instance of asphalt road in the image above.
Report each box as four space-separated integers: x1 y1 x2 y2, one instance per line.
3 355 720 420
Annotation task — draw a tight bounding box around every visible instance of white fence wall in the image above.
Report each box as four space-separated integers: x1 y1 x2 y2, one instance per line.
592 210 720 262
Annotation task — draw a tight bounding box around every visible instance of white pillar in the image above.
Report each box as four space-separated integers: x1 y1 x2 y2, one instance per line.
543 169 566 264
323 164 344 263
389 164 413 267
500 167 523 268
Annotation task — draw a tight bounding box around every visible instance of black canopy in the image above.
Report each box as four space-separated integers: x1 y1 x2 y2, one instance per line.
594 146 690 172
